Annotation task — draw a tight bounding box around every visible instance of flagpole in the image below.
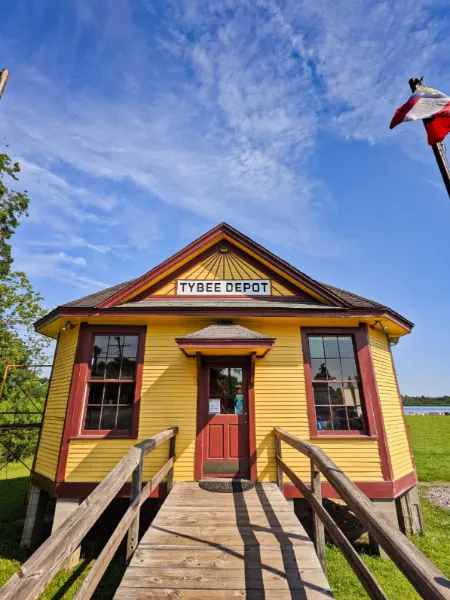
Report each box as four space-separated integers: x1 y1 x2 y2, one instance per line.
0 69 9 100
409 77 450 198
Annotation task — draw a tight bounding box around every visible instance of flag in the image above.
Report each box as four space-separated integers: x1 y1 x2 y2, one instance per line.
389 85 450 145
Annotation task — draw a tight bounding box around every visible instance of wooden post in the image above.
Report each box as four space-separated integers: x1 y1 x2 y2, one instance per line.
166 434 176 493
409 77 450 199
126 455 143 561
275 435 284 492
0 69 9 100
311 459 327 575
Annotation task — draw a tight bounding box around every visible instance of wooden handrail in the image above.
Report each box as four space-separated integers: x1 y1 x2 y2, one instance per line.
0 426 178 600
273 427 450 600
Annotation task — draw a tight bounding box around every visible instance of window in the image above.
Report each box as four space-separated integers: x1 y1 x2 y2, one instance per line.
307 335 366 433
82 333 140 434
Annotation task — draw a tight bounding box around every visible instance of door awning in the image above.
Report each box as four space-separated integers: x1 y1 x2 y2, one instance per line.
175 321 276 357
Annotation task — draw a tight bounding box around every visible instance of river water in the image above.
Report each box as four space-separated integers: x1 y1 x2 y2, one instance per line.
403 406 450 414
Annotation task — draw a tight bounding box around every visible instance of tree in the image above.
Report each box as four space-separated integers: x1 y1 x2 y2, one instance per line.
0 153 49 463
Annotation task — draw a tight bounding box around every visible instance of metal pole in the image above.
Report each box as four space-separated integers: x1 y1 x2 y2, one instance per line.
409 77 450 198
0 69 9 100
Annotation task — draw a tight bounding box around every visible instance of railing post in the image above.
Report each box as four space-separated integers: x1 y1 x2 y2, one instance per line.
126 454 143 561
167 434 176 493
311 458 327 576
275 434 284 493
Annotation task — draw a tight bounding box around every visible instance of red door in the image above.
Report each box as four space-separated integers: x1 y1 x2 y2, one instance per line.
200 358 250 478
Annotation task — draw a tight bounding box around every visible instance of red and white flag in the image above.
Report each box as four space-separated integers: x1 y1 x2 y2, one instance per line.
390 85 450 145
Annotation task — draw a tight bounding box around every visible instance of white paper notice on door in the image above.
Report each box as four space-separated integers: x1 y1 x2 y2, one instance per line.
209 398 221 414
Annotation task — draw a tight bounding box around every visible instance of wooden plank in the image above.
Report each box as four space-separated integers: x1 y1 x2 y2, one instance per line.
114 588 333 599
127 457 143 561
274 427 450 600
154 506 296 514
276 437 284 492
130 547 321 570
153 514 302 528
310 460 326 576
119 567 324 589
166 436 176 493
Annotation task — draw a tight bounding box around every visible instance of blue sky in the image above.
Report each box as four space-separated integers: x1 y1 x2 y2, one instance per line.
1 0 450 395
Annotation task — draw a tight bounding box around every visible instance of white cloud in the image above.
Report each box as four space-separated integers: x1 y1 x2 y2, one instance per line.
13 249 108 291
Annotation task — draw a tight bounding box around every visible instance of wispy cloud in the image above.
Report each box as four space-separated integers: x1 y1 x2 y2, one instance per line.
13 248 109 291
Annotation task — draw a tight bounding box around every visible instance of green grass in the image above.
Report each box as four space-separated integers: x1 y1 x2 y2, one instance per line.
405 415 450 482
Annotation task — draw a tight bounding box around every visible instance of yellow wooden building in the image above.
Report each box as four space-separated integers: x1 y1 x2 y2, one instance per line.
22 223 420 547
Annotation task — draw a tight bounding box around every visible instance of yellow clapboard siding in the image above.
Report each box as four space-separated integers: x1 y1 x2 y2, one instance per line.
59 318 408 489
151 250 295 297
34 327 79 480
369 328 413 480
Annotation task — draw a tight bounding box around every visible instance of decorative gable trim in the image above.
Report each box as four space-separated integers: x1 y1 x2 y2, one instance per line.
98 223 349 309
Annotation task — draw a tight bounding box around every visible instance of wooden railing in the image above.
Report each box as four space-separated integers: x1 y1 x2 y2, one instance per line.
0 426 178 600
274 427 450 600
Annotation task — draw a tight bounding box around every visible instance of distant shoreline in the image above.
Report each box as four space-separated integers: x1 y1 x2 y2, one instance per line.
402 404 450 407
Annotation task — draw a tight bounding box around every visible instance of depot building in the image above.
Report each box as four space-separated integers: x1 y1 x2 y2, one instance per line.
24 223 419 545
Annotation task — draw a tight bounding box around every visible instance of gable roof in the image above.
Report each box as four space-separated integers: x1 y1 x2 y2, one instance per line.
176 322 273 341
35 223 413 332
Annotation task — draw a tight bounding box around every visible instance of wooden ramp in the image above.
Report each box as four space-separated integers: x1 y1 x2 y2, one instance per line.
114 482 333 599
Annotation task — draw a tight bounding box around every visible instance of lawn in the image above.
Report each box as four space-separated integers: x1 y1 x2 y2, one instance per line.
0 415 449 598
405 415 450 482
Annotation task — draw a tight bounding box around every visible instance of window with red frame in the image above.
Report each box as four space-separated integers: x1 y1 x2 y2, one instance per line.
307 335 366 432
83 334 139 432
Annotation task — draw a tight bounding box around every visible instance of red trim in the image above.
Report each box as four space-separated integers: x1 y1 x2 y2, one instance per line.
301 327 377 438
360 325 394 481
56 324 146 483
73 326 145 440
98 224 349 309
194 355 256 481
248 352 257 482
301 326 393 481
55 481 167 499
194 353 203 481
310 434 378 440
56 322 88 483
177 342 274 351
284 471 417 500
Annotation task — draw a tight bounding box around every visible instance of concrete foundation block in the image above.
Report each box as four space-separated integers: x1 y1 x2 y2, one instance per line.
398 485 424 535
52 497 81 570
21 483 48 549
370 498 400 559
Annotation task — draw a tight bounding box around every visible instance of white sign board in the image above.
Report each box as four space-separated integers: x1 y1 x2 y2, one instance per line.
177 279 271 295
209 399 221 414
